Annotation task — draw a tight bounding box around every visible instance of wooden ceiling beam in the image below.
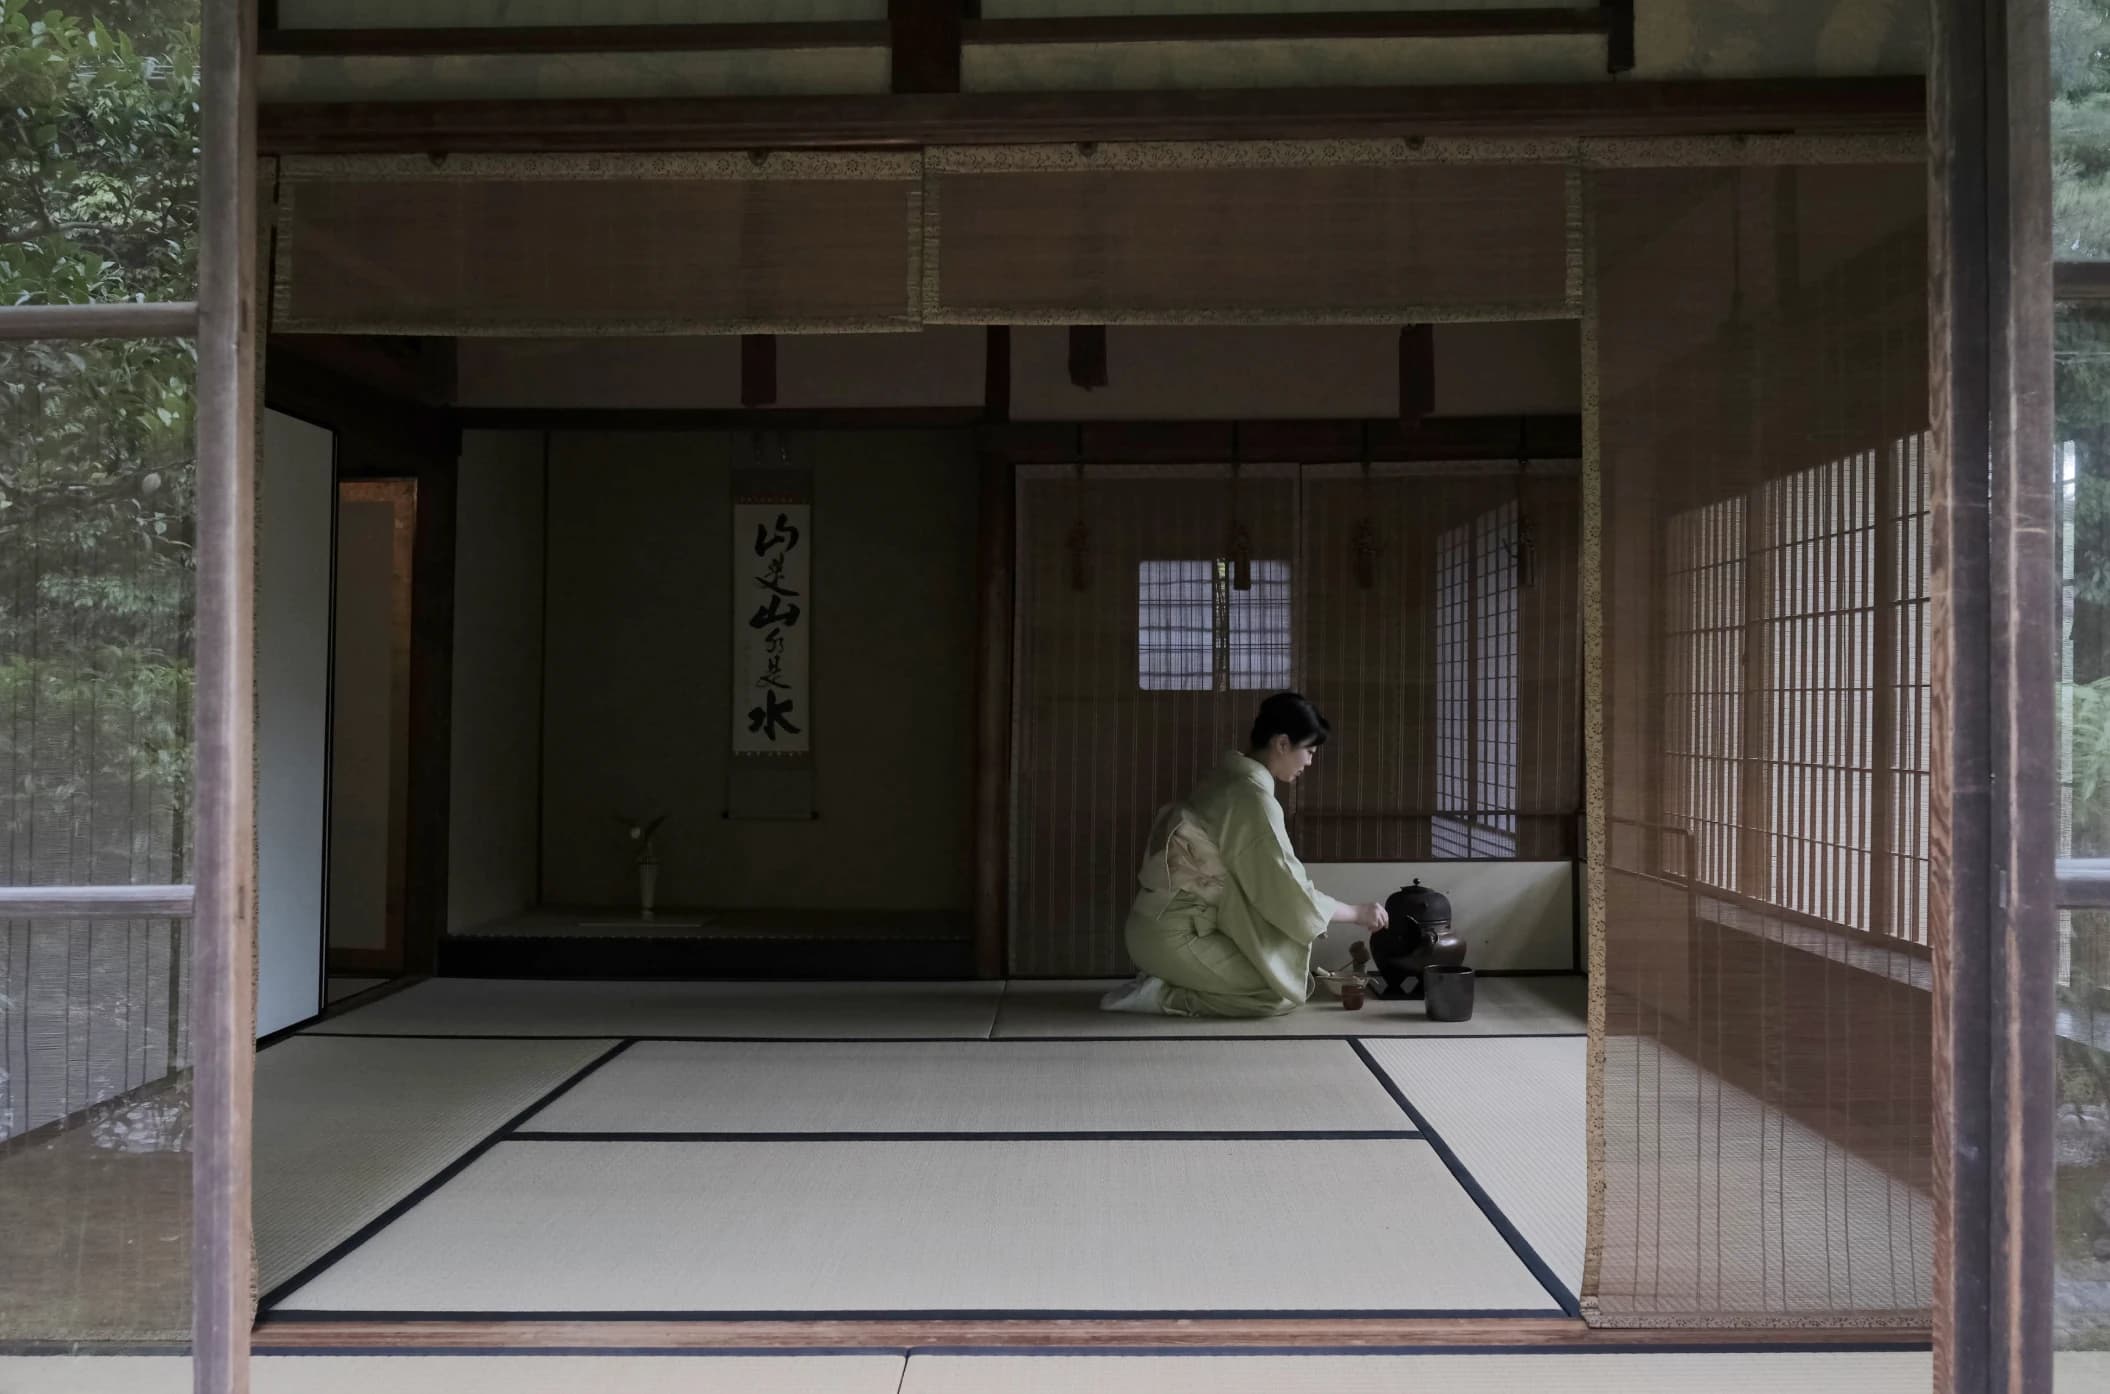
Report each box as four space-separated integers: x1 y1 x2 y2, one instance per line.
259 77 1925 155
964 7 1611 45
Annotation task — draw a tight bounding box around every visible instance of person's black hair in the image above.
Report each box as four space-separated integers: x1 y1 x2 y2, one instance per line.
1250 692 1330 752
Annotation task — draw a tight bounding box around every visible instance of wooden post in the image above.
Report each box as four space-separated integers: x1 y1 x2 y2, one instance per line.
889 0 961 94
1930 0 2057 1385
403 447 459 977
1399 324 1436 427
193 0 258 1388
740 333 778 408
985 326 1011 421
1067 326 1109 391
971 449 1015 979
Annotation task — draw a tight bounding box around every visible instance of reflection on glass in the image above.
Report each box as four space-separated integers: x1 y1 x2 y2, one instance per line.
0 338 195 1340
0 0 201 302
2057 306 2110 1362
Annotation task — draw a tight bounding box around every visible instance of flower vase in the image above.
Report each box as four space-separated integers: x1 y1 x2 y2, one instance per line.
638 861 658 921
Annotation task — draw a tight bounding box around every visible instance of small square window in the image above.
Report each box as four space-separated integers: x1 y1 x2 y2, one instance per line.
1138 559 1291 692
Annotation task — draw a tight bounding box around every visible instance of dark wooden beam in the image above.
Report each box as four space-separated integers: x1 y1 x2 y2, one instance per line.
890 0 961 94
261 20 885 56
1931 0 2057 1384
964 7 1609 45
401 451 458 981
1603 0 1634 72
266 342 459 457
249 1314 1928 1351
451 406 986 432
259 77 1925 155
1398 324 1436 428
982 414 1582 465
740 333 778 408
970 447 1014 980
1067 326 1108 391
984 326 1011 422
2055 260 2110 299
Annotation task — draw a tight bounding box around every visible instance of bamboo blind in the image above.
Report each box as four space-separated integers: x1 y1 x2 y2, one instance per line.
1590 164 1932 1325
926 147 1576 325
271 153 924 335
1010 462 1582 977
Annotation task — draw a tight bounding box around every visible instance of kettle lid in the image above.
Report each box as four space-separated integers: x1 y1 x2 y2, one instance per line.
1386 877 1452 920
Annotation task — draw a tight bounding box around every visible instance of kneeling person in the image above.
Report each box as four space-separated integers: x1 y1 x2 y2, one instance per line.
1102 693 1388 1019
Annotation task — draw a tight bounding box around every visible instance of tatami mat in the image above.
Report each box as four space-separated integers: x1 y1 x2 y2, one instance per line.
1360 1036 1586 1295
1598 1039 1935 1314
994 976 1586 1037
324 977 385 1004
526 1039 1409 1134
254 1036 615 1293
271 1138 1561 1316
897 1352 1940 1394
0 1355 905 1394
309 978 1004 1038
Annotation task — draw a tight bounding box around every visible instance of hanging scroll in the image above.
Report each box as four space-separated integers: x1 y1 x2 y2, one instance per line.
728 447 816 819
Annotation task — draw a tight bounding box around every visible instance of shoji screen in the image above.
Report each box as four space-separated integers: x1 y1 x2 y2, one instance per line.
1589 163 1933 1325
1296 466 1581 864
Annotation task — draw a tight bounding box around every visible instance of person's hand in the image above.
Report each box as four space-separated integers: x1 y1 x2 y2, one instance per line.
1354 901 1389 930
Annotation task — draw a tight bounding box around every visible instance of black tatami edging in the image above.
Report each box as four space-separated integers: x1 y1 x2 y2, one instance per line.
293 1030 1588 1043
258 1307 1573 1325
255 1030 1584 1326
255 1038 638 1313
505 1129 1424 1142
238 1340 1934 1357
1347 1037 1582 1318
912 1340 1934 1356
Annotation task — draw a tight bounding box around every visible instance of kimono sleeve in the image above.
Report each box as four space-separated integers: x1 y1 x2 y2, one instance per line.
1220 788 1342 946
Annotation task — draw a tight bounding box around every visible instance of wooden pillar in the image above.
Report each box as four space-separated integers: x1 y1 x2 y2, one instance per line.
1930 0 2057 1385
1067 326 1108 390
971 449 1015 979
740 333 777 408
193 0 259 1385
402 443 459 977
889 0 960 93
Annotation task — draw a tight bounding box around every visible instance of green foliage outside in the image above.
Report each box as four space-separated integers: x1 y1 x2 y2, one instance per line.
0 0 199 882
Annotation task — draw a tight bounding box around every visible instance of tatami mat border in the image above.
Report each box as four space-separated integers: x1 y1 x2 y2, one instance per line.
1349 1039 1581 1317
256 1032 1584 1325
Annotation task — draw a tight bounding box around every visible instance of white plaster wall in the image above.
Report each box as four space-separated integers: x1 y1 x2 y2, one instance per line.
449 432 548 932
256 410 336 1036
1306 860 1576 974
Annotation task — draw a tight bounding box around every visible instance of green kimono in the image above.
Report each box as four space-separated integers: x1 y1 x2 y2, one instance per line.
1123 750 1342 1018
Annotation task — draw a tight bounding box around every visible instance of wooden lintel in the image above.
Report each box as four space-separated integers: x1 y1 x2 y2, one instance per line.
247 1316 1928 1350
259 77 1925 155
981 415 1583 466
965 7 1610 45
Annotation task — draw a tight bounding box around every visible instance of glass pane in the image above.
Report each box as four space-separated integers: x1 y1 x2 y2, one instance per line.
0 0 201 303
0 337 195 1341
2058 306 2110 1372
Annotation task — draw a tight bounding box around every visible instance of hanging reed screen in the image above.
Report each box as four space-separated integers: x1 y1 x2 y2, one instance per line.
1590 164 1932 1326
1011 462 1581 977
